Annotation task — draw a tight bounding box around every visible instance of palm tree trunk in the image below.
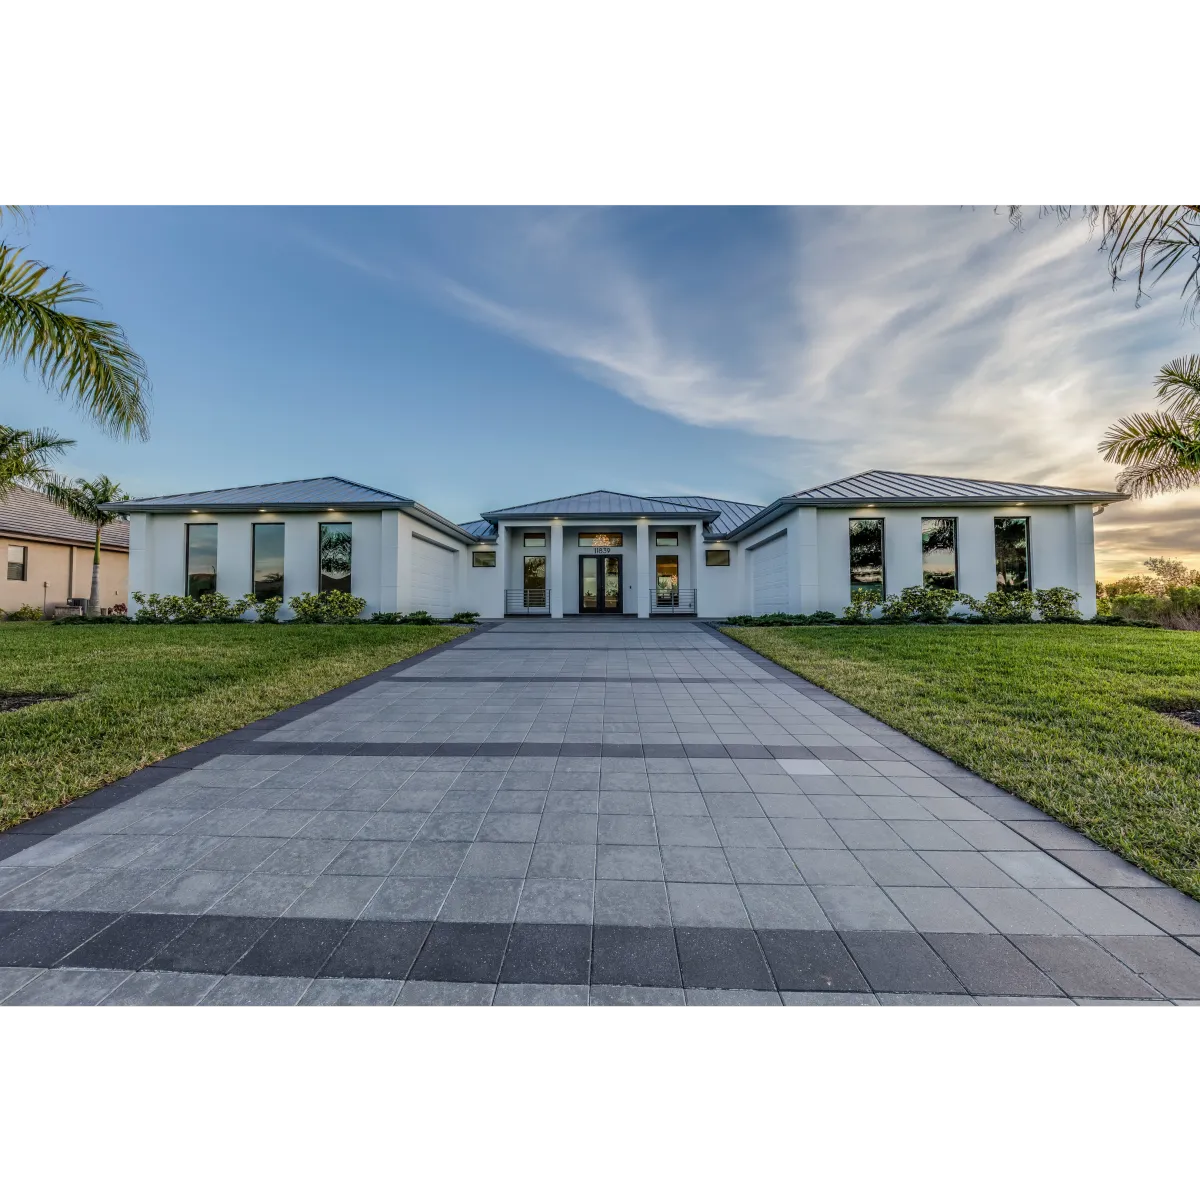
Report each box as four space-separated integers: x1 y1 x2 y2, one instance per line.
89 526 101 616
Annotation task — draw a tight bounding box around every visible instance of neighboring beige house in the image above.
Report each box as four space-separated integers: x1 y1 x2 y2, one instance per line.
1 485 129 616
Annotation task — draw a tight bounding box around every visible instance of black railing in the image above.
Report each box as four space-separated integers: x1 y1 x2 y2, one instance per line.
650 588 696 614
506 588 550 614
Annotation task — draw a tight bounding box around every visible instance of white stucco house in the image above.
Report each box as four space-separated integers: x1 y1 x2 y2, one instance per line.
105 471 1127 620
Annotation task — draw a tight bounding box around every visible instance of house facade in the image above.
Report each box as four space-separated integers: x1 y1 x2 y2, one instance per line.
1 485 129 616
107 471 1127 621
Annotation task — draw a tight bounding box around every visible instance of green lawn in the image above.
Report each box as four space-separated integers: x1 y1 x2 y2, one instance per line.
724 624 1200 900
0 623 466 831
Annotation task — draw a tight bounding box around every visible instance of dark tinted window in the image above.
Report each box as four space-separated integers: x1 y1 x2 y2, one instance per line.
656 532 679 547
7 545 27 582
186 524 218 598
705 549 731 567
849 518 884 597
921 518 957 590
472 551 496 567
319 522 352 593
524 532 546 548
995 517 1030 591
523 555 546 590
252 523 285 600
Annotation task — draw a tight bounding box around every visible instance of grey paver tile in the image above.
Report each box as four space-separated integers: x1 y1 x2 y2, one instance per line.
458 841 534 879
924 933 1062 996
1101 888 1200 935
886 821 971 852
597 845 665 881
853 850 944 887
284 875 384 919
666 882 750 927
589 985 686 1006
1093 936 1200 1000
393 841 472 877
659 845 733 884
986 851 1092 889
515 879 594 923
396 981 495 1005
781 849 867 887
1031 888 1162 935
919 851 1018 888
299 978 403 1005
597 815 658 846
2 967 131 1005
1010 936 1162 1000
360 876 454 921
656 816 720 847
943 821 1034 852
726 847 804 884
957 888 1078 935
528 843 596 880
885 887 995 933
208 873 313 917
781 991 879 1006
594 880 671 926
536 814 599 844
0 966 45 1002
101 971 223 1005
494 983 590 1005
740 884 831 930
134 870 245 914
1046 851 1165 889
70 869 180 912
876 993 978 1005
686 988 781 1005
439 877 522 922
811 885 911 931
200 975 309 1005
713 817 783 849
771 818 843 850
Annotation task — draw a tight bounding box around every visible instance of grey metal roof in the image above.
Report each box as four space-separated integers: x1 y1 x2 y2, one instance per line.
786 470 1129 505
106 475 416 513
459 519 497 542
649 496 765 539
480 490 720 521
1 485 130 550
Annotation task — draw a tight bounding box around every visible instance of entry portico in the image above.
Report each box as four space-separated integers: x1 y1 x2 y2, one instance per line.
476 492 719 619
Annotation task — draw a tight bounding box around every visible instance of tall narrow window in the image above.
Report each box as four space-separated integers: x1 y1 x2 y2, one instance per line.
523 554 546 602
319 522 352 593
252 523 285 600
994 517 1030 591
656 555 679 602
921 517 957 590
849 518 884 597
185 524 218 598
7 545 28 582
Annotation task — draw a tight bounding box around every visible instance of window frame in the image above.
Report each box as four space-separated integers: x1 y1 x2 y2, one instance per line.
184 522 218 598
705 548 731 567
920 516 959 591
318 521 353 594
472 550 497 567
523 554 547 591
577 531 624 548
655 531 679 547
523 531 547 548
7 544 28 582
994 515 1032 592
251 522 286 601
848 516 886 599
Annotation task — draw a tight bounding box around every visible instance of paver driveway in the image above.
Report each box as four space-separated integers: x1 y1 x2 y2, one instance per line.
3 618 1200 1005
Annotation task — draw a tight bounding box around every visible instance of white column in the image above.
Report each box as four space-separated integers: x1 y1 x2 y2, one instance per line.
793 506 820 614
549 521 564 618
692 521 704 614
487 522 507 618
127 514 149 614
1072 504 1098 618
636 519 650 618
380 511 400 614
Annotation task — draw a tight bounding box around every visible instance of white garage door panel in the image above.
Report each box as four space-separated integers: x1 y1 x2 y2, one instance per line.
411 536 456 617
750 535 788 615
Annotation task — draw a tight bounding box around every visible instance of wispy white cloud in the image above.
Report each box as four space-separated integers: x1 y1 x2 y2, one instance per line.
306 206 1198 576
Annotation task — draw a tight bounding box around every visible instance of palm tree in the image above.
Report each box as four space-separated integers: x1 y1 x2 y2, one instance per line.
39 474 129 615
0 425 73 497
1099 356 1200 497
1 208 150 439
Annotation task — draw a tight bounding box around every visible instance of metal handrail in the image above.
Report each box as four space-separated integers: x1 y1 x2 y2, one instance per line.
650 588 696 613
505 588 550 613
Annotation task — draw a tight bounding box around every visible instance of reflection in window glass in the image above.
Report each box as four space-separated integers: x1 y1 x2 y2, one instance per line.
186 524 218 598
705 549 731 567
319 522 352 593
578 532 623 547
656 555 679 601
524 532 547 548
252 523 285 600
472 551 496 567
7 544 28 582
523 555 546 591
656 532 679 547
995 517 1030 591
921 517 957 590
849 518 884 597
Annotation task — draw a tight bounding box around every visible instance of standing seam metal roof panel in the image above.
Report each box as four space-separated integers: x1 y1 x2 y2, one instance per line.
480 489 719 519
108 476 416 511
786 470 1128 503
648 496 766 538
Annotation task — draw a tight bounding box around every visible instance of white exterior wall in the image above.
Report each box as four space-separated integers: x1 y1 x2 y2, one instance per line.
813 503 1097 615
129 508 463 618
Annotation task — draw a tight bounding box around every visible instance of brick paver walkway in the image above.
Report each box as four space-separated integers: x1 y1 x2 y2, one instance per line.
3 618 1200 1005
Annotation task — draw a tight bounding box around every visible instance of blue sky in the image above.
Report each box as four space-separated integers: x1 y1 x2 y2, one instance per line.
4 206 1195 575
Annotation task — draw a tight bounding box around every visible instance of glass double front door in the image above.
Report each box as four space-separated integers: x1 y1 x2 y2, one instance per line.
579 555 623 613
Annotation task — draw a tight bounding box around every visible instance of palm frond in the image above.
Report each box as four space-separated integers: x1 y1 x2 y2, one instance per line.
0 244 150 439
1153 354 1200 418
0 206 34 228
39 471 128 526
1113 459 1200 498
1099 409 1200 463
0 424 73 496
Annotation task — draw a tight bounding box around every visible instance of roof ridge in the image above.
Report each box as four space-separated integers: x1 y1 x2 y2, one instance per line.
649 494 766 509
791 469 1123 497
483 488 717 514
125 475 414 504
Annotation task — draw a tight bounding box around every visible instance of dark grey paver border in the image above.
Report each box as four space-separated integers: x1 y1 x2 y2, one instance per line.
6 908 1196 1000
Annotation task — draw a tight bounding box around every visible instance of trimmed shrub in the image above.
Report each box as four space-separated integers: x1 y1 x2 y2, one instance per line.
131 591 253 624
970 589 1036 623
403 610 435 625
1035 587 1081 622
1110 587 1200 630
880 586 969 623
5 604 44 621
288 591 367 624
452 611 480 623
843 588 881 621
253 595 285 623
